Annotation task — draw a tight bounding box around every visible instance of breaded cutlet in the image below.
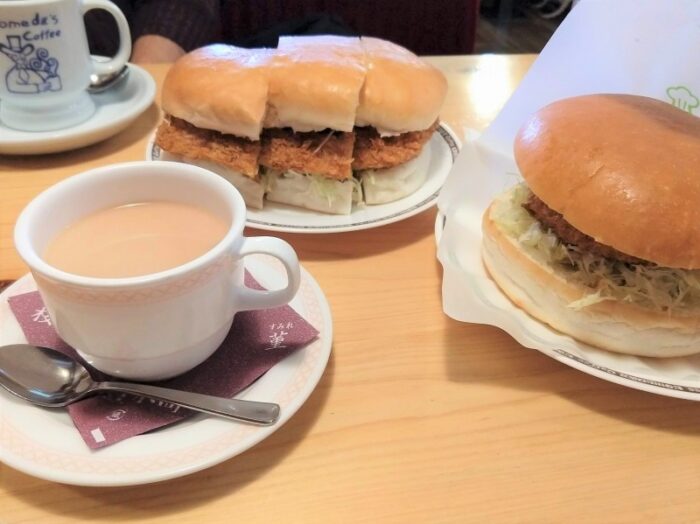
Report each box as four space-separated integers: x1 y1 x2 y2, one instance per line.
155 117 261 178
352 121 438 170
259 129 355 181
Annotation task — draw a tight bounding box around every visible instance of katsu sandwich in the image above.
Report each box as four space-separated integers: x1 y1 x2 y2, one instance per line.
155 36 447 214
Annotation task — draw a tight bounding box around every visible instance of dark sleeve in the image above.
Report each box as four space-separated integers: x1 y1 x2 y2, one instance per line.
131 0 221 51
85 0 134 57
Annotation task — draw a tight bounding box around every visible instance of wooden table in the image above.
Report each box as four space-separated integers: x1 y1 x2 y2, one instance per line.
3 55 700 523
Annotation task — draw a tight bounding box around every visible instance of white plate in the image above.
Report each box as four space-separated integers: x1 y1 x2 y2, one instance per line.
147 124 460 233
0 255 332 486
437 142 700 401
0 64 156 155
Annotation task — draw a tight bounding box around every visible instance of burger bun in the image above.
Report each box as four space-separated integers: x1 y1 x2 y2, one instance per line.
481 188 700 358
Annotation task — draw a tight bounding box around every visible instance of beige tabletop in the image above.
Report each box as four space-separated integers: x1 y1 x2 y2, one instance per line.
3 55 700 523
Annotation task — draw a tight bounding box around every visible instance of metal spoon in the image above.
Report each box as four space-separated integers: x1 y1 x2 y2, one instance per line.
0 344 280 425
88 64 130 94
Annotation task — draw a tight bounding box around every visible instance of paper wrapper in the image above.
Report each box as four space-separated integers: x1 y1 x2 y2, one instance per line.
7 271 319 449
437 1 700 341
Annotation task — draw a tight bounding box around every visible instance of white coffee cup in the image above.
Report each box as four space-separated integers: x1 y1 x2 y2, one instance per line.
14 162 301 380
0 0 131 131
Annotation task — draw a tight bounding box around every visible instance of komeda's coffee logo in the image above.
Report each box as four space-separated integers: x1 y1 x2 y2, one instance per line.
0 17 63 95
0 12 61 41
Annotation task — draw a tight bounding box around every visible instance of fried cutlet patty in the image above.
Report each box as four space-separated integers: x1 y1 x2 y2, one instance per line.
351 121 438 171
156 117 437 182
522 192 646 264
259 128 355 181
155 117 261 178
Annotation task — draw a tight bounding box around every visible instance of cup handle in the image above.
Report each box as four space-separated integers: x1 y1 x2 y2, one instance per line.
81 0 132 76
235 237 301 311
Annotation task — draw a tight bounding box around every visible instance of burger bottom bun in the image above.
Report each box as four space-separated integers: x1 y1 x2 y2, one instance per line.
481 202 700 358
359 144 431 205
266 170 354 215
162 154 265 209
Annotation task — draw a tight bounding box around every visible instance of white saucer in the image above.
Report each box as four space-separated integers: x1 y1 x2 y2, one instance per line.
0 64 156 155
147 124 460 233
0 255 333 486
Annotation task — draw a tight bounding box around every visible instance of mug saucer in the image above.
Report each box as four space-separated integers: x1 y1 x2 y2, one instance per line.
0 63 156 155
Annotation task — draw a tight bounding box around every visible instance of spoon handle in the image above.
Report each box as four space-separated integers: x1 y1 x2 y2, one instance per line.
96 381 280 425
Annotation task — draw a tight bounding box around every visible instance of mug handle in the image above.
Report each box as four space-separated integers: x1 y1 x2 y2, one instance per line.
81 0 132 76
235 237 301 311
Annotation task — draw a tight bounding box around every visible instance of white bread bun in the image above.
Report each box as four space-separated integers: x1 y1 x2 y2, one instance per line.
264 35 366 133
265 170 354 214
162 45 270 141
359 143 431 204
482 188 700 357
356 37 447 134
515 94 700 269
157 151 265 209
162 38 447 137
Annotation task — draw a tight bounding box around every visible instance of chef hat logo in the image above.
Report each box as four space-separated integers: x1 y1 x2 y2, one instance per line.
666 86 699 114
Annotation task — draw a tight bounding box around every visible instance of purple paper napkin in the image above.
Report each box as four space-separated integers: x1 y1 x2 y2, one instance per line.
7 271 318 449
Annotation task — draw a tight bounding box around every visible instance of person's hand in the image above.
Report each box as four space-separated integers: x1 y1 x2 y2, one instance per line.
131 35 185 63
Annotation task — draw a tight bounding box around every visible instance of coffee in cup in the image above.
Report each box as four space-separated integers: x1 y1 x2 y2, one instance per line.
43 201 229 278
0 0 131 131
14 162 302 380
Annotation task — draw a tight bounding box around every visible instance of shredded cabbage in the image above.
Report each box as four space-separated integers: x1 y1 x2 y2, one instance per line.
265 169 355 208
567 290 613 311
351 176 365 206
306 172 342 206
493 183 700 312
258 168 275 193
311 130 335 154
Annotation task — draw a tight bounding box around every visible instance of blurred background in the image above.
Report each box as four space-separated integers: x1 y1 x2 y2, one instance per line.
87 0 575 60
477 0 572 53
220 0 573 55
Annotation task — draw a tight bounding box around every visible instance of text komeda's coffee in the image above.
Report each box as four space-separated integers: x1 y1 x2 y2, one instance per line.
0 12 62 41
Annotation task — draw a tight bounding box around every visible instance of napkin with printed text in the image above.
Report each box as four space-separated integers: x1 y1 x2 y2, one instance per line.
8 271 318 449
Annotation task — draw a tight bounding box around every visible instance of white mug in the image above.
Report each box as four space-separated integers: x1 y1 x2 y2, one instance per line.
14 162 301 380
0 0 131 131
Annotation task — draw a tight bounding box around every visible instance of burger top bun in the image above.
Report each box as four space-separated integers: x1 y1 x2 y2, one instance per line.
356 37 447 135
264 35 366 133
161 45 270 141
515 94 700 269
161 37 447 140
